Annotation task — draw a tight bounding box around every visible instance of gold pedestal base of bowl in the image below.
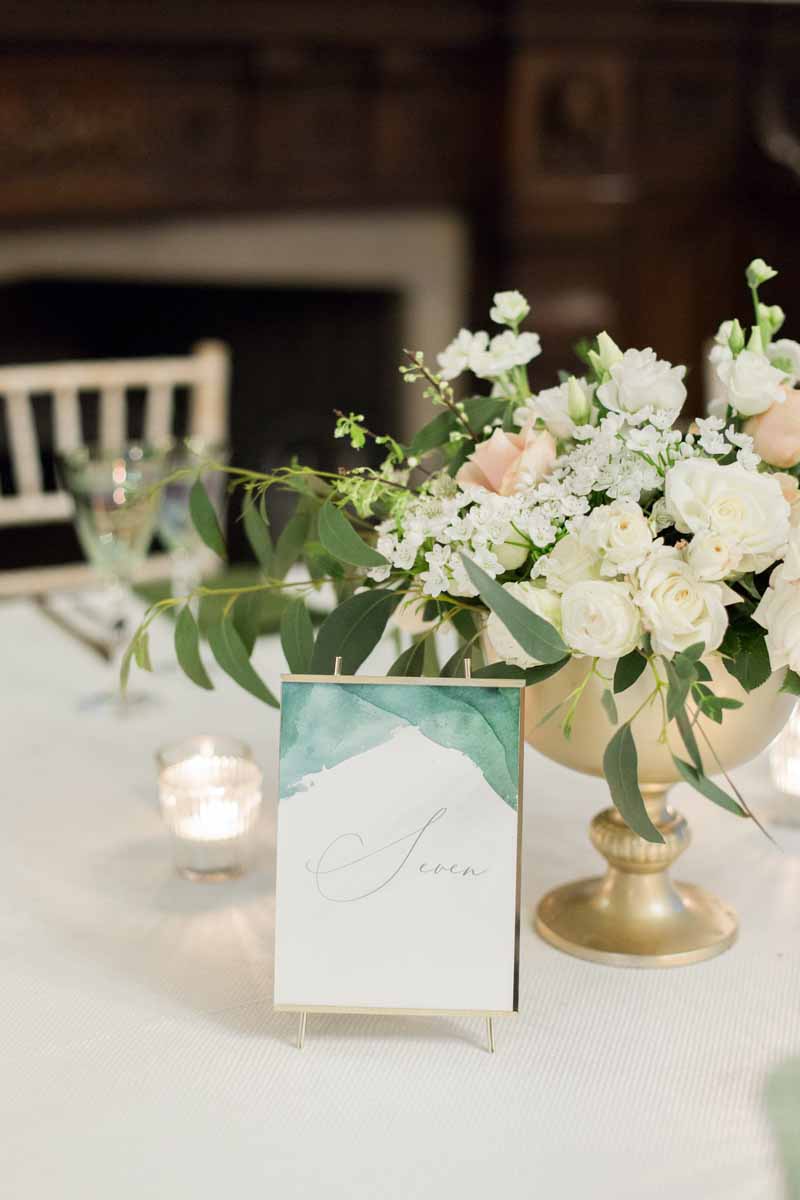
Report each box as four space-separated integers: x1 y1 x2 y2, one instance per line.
508 650 795 968
535 793 737 967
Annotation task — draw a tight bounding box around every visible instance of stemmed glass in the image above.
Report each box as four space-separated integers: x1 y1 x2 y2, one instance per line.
157 439 228 601
57 443 168 711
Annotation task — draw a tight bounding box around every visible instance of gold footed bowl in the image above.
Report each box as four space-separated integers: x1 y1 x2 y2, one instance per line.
523 656 793 968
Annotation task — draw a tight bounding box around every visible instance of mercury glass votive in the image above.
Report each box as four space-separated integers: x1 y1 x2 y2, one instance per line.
157 736 263 879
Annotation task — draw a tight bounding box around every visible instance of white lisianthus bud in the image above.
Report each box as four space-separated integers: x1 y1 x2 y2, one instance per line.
566 375 592 423
685 531 742 582
746 258 778 288
493 536 530 571
540 534 602 593
635 545 735 659
580 499 653 576
754 570 800 672
664 457 790 573
714 348 786 417
759 303 785 336
485 582 562 668
588 330 624 377
728 318 746 355
561 580 641 659
768 339 800 385
596 348 686 418
489 290 530 327
747 326 765 356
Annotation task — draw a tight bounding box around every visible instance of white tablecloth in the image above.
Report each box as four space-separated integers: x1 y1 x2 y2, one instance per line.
2 598 799 1199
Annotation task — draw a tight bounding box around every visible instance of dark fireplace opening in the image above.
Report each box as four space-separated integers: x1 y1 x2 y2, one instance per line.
0 277 402 569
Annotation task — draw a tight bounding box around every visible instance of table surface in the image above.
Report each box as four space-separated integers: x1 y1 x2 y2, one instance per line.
2 597 799 1200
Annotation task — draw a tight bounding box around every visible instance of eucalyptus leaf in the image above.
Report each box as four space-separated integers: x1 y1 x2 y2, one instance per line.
280 598 315 674
174 606 214 690
272 505 310 580
672 704 702 772
671 755 746 817
408 410 456 457
189 478 226 560
451 608 480 642
242 493 273 572
603 723 664 844
460 554 568 665
601 688 618 725
781 668 800 696
133 630 152 673
613 649 647 694
387 640 426 676
233 593 262 657
318 500 388 568
441 641 474 678
309 588 400 675
207 618 278 707
472 658 570 685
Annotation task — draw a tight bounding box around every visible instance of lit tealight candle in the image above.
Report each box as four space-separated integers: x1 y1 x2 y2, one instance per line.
157 736 263 879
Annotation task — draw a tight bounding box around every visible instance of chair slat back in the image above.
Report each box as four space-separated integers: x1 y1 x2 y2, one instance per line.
0 340 229 529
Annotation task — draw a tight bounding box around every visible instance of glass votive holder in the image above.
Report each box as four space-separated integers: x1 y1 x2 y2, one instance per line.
769 704 800 828
157 735 263 880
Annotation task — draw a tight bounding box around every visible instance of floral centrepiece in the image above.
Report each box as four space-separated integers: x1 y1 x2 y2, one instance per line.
127 269 800 845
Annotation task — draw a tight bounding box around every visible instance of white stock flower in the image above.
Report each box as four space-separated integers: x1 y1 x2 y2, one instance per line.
754 571 800 673
472 330 541 379
714 348 786 417
596 348 687 419
579 499 653 576
685 531 742 581
520 378 594 440
768 338 800 386
486 582 562 668
436 329 489 381
539 533 601 592
561 580 641 659
635 545 734 658
708 320 734 367
664 457 789 573
489 290 530 327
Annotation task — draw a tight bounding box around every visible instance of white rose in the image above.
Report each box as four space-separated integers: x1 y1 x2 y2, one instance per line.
685 531 742 582
539 533 602 593
714 349 786 417
596 347 687 418
561 580 641 659
635 545 734 658
436 329 489 381
580 499 653 576
768 338 800 386
754 575 800 672
664 457 789 573
486 582 562 668
490 290 530 327
472 331 541 379
781 527 800 583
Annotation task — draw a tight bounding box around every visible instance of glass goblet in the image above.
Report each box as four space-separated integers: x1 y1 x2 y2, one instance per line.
57 443 168 711
157 439 229 601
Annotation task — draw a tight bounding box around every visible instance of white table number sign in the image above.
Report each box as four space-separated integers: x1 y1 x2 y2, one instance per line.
274 675 524 1022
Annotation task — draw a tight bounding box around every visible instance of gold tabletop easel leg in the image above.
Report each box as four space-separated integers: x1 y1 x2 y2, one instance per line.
297 1012 307 1050
486 1017 495 1054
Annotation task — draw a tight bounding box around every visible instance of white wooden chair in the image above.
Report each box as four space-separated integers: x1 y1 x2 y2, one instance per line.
0 340 229 596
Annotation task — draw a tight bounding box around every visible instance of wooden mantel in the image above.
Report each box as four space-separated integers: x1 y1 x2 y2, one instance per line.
0 0 798 401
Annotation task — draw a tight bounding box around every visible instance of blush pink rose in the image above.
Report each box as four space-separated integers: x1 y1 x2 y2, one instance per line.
456 427 556 495
745 385 800 468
